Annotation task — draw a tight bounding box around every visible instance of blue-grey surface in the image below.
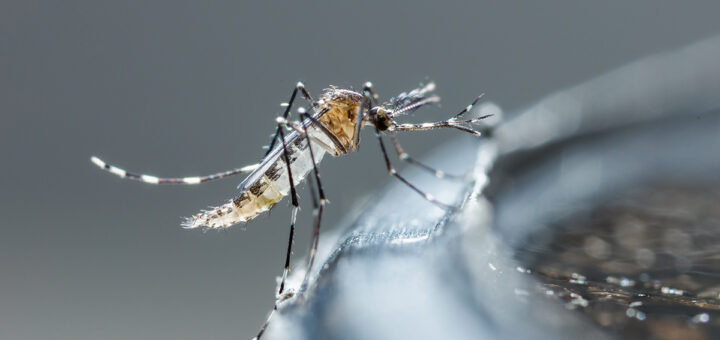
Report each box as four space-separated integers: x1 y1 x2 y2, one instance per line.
264 36 720 339
266 138 607 340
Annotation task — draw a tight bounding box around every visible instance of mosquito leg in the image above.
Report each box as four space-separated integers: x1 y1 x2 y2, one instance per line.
302 174 323 287
275 113 329 286
374 126 456 211
454 94 484 118
363 81 379 106
352 84 384 149
277 123 300 297
265 82 314 157
386 133 470 181
390 114 493 136
253 307 275 340
351 88 370 148
90 156 258 184
253 116 328 340
297 112 326 291
389 92 489 134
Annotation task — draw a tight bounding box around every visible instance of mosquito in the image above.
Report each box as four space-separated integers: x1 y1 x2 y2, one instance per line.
90 81 492 338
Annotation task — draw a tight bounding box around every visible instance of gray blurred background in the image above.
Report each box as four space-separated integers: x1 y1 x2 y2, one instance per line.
2 1 720 339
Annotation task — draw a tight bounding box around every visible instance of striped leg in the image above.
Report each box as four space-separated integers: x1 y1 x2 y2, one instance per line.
391 114 493 136
254 114 329 340
277 122 300 297
387 133 470 181
265 82 314 157
302 172 323 288
373 126 456 211
298 112 327 291
276 113 330 286
351 83 382 149
353 88 370 148
253 307 275 340
454 94 484 118
390 94 490 135
90 156 258 184
363 81 380 106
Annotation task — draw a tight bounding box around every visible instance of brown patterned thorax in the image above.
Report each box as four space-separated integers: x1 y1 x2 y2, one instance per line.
316 88 363 152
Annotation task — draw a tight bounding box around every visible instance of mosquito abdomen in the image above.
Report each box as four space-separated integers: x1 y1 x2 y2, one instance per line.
182 132 331 229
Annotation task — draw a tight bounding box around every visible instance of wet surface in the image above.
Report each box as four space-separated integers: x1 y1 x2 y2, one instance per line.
516 185 720 339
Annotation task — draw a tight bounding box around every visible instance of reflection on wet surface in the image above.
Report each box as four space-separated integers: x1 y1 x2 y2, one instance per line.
515 185 720 339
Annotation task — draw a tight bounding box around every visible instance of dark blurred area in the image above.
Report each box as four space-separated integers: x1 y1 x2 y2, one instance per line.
2 1 720 339
516 185 720 340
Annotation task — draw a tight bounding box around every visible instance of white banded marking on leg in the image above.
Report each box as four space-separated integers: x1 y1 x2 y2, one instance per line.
91 156 126 178
140 175 160 184
183 177 201 184
92 155 259 185
109 166 127 178
241 163 260 172
455 94 484 118
90 156 106 168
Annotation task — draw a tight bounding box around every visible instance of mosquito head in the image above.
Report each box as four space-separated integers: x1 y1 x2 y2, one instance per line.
368 106 392 131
